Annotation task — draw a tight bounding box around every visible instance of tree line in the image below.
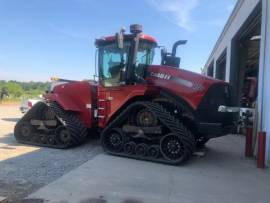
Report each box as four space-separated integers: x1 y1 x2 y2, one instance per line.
0 80 50 100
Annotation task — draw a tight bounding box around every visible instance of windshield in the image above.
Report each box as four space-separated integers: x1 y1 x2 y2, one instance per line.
98 41 155 87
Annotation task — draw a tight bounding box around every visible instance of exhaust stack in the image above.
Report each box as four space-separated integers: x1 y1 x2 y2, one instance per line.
161 40 187 68
172 40 187 57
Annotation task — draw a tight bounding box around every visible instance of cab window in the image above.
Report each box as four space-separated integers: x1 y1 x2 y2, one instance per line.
99 43 128 87
98 41 155 86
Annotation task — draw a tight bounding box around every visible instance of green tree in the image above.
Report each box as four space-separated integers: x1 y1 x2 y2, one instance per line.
6 82 24 98
0 80 50 100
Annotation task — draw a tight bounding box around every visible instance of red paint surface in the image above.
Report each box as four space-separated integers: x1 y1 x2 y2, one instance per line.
97 84 157 128
257 131 266 169
95 34 157 45
147 65 225 109
45 81 96 128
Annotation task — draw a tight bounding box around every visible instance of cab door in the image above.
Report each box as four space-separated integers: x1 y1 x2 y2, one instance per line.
97 39 154 128
97 45 132 128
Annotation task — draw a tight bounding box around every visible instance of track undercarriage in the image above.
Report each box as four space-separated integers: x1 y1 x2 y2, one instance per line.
14 101 197 165
101 101 196 165
14 101 87 148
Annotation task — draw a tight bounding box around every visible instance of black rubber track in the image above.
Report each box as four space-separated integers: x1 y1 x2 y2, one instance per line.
14 101 87 149
50 102 87 146
101 101 195 165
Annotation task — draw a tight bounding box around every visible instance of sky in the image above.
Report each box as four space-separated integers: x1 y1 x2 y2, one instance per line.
0 0 237 82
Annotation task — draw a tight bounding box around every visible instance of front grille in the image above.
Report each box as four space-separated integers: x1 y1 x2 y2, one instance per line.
195 83 237 124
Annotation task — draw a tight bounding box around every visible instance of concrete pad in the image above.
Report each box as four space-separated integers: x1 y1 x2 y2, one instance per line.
28 135 270 203
29 154 173 203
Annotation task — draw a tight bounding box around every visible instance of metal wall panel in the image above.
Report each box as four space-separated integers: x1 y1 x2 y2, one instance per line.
258 0 270 164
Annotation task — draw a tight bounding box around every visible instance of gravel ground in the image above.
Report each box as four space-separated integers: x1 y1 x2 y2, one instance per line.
0 104 102 201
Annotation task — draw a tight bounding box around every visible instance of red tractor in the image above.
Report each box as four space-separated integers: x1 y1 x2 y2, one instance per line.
14 24 238 165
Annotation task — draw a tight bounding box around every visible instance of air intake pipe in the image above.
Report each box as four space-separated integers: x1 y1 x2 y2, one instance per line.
172 40 187 57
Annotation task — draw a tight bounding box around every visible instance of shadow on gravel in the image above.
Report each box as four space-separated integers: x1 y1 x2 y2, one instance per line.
0 133 23 147
1 118 20 122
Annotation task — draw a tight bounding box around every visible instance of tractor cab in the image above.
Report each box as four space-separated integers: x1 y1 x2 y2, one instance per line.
95 25 157 87
95 24 188 87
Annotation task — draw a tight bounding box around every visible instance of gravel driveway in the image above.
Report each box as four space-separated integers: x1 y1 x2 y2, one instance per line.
0 104 102 201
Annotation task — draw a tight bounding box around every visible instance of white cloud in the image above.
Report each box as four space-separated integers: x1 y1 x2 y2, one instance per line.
147 0 199 31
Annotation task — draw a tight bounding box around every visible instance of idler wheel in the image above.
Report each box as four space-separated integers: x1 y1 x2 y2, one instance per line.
17 121 35 141
160 133 185 162
103 128 124 152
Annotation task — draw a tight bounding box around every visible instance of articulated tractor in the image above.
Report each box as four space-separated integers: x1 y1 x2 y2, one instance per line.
14 24 238 165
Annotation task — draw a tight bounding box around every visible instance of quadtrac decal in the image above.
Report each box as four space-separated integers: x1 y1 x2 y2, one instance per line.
150 72 171 80
149 71 204 91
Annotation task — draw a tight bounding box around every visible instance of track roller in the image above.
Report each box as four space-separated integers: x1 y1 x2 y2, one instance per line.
147 145 160 159
135 143 148 156
124 142 136 155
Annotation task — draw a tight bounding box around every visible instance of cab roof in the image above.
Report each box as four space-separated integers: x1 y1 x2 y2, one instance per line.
95 34 157 47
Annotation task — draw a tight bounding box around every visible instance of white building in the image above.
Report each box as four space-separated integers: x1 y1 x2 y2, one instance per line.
203 0 270 165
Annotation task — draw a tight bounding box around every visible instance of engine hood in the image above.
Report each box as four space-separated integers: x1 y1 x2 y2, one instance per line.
146 65 228 109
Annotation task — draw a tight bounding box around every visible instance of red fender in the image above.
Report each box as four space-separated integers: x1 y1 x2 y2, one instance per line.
45 93 81 112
